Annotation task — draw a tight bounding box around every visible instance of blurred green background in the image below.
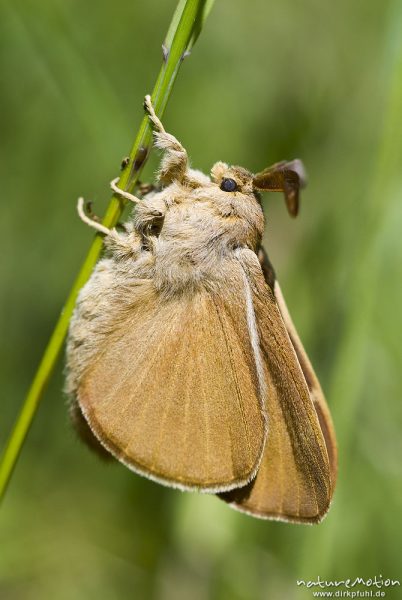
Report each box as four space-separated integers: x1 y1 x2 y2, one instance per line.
1 0 402 598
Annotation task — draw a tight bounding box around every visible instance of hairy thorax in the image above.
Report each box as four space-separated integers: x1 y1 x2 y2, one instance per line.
132 178 265 297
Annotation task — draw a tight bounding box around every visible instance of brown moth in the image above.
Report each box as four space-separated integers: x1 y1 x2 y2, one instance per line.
65 96 337 523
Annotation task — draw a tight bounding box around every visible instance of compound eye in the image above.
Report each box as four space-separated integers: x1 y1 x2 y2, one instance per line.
220 178 238 192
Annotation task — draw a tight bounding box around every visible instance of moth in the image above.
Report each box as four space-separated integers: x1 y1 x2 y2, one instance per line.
66 96 337 523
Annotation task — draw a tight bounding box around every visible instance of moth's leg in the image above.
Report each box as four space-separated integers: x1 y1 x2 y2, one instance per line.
77 197 112 236
144 94 189 185
77 198 134 253
110 178 142 204
134 200 166 242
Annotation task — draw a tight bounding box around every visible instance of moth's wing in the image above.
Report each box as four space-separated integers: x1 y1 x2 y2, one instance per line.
78 278 267 493
69 398 113 461
273 281 338 485
220 251 333 523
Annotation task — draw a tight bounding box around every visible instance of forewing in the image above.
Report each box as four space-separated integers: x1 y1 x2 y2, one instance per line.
78 276 267 492
220 251 333 523
273 281 337 485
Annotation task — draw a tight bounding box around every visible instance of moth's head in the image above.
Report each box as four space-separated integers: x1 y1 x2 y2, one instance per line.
210 162 264 249
210 159 306 217
211 162 256 198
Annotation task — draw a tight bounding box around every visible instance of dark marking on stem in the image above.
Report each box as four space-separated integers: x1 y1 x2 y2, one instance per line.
162 43 169 63
181 50 191 62
133 146 149 172
126 145 150 191
120 156 130 170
